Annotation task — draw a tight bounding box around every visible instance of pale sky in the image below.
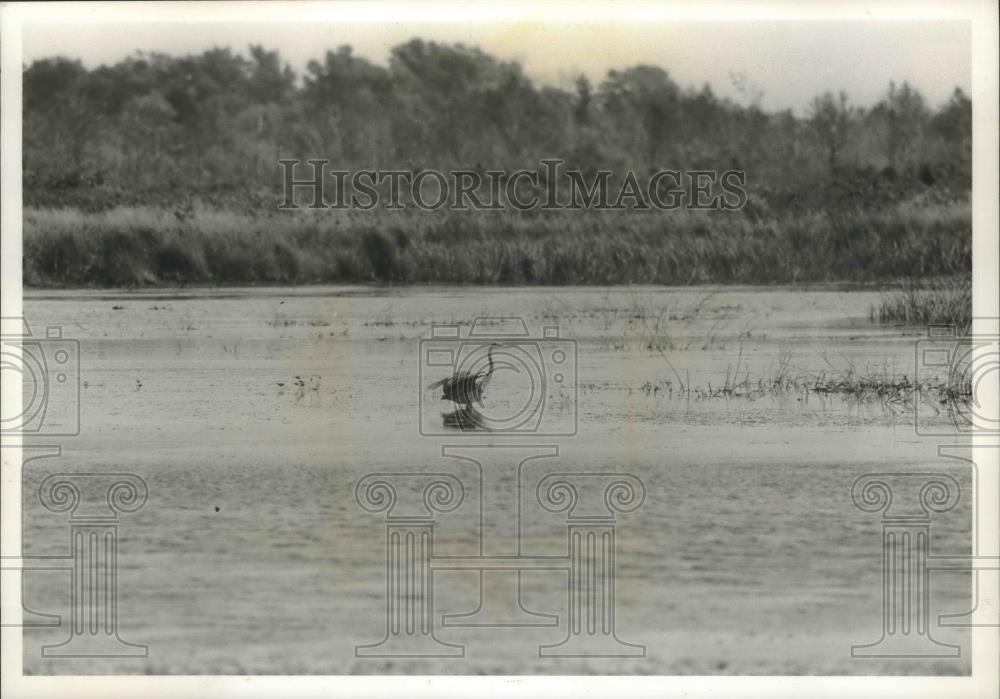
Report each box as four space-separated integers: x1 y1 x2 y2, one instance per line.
22 19 970 113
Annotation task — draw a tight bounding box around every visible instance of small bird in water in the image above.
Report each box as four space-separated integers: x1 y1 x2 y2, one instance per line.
426 343 500 409
292 375 307 400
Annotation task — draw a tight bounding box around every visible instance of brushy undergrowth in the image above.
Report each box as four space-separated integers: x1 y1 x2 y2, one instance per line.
869 275 972 330
23 200 970 288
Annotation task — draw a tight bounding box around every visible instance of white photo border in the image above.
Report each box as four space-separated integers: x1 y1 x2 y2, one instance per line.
2 1 997 697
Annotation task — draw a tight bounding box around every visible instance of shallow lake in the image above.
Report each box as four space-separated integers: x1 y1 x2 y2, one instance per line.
20 285 973 674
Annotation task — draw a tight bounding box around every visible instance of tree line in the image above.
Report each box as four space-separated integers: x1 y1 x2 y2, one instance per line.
23 40 971 211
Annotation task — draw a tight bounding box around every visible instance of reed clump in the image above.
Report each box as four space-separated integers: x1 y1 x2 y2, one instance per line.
869 275 972 330
627 364 971 410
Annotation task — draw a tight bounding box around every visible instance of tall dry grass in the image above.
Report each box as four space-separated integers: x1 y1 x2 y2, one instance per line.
23 201 971 288
869 275 972 330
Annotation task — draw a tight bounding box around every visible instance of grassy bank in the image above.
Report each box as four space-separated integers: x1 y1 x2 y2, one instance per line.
24 200 970 288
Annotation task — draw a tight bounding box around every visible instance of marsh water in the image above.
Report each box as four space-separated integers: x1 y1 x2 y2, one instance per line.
20 286 972 674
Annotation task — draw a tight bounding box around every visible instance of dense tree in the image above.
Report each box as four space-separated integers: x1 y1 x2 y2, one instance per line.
808 91 852 173
22 43 971 209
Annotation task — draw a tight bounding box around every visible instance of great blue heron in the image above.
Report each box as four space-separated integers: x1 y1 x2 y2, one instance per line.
427 342 500 409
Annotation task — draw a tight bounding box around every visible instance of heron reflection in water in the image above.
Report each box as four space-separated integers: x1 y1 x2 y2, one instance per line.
425 342 500 430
